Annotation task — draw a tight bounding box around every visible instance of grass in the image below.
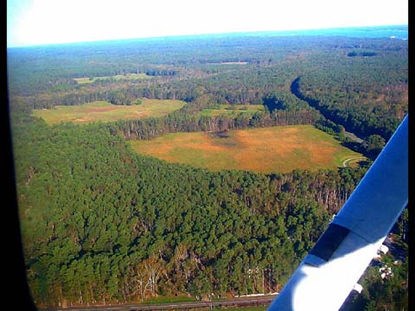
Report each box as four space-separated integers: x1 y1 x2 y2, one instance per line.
143 296 196 305
32 99 186 124
130 125 364 173
199 104 265 117
74 73 151 84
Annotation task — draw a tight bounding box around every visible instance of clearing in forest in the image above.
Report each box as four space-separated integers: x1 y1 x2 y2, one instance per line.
32 99 186 124
130 125 364 173
73 73 150 84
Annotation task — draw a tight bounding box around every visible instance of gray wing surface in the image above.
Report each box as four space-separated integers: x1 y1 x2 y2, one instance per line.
268 115 408 311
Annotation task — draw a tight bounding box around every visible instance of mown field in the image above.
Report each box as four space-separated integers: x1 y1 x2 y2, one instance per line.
130 125 364 173
74 73 150 84
32 99 186 124
199 104 265 117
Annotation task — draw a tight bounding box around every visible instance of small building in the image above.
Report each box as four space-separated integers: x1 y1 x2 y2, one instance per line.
379 265 393 279
352 283 363 294
378 244 389 255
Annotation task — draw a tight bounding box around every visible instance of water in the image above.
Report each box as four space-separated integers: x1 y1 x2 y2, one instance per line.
256 25 408 40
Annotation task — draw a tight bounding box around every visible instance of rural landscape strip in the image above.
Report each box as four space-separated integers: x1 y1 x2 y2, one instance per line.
58 295 277 311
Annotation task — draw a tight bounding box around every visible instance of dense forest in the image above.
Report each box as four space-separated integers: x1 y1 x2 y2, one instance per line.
8 27 408 309
13 115 368 307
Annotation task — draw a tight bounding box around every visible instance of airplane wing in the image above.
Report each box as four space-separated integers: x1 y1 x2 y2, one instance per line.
268 115 408 311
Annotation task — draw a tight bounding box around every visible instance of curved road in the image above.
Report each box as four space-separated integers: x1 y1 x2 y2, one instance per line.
342 156 366 168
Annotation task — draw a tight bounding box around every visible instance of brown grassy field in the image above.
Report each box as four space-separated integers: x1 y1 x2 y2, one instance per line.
130 125 364 173
32 99 186 124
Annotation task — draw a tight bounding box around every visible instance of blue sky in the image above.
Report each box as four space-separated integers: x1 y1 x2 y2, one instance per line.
7 0 408 47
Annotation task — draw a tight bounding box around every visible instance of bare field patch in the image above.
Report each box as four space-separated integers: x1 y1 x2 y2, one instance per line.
130 125 364 173
32 99 186 124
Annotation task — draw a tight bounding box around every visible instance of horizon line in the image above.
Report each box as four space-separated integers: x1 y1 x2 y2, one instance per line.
7 24 408 49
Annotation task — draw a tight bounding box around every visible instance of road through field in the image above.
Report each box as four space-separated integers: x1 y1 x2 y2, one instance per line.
342 156 367 167
57 294 277 311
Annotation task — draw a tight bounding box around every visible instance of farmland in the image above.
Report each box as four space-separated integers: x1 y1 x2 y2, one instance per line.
32 99 186 124
74 73 151 84
130 125 364 173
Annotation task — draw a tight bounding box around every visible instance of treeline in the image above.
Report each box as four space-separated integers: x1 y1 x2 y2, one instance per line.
347 51 377 57
13 116 367 308
114 109 320 140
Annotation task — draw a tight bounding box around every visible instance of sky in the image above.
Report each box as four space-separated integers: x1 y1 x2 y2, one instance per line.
7 0 408 47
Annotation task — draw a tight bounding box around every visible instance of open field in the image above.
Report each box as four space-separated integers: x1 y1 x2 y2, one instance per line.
74 73 151 84
199 104 265 117
130 125 364 173
33 99 186 124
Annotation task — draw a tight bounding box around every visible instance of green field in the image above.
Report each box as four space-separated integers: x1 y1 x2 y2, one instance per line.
199 104 265 117
32 99 186 124
74 73 151 84
130 125 364 173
